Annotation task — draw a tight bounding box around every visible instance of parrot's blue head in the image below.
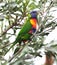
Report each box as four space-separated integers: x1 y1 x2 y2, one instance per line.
30 11 37 18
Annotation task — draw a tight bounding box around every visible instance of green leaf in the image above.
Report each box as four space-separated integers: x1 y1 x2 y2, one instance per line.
28 2 37 10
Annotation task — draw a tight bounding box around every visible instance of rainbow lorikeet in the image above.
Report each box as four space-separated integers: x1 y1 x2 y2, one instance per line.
7 11 39 53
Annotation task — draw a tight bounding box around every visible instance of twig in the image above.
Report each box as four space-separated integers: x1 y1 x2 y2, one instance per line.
37 23 57 36
8 40 30 62
0 16 22 37
8 45 25 62
8 48 23 62
0 44 9 49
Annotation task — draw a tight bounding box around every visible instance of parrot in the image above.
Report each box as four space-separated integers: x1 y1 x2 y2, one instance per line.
6 11 39 53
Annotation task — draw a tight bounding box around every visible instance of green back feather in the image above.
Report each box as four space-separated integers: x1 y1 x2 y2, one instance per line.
15 18 32 43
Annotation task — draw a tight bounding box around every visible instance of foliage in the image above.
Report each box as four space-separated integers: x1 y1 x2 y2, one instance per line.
0 0 57 65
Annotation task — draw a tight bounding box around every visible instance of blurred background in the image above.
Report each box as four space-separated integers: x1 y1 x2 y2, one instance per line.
0 0 57 65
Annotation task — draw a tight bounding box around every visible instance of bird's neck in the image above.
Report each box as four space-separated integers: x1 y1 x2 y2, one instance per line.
30 17 37 20
30 18 37 23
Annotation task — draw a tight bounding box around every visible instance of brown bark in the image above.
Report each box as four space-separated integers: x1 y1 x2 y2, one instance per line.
44 51 55 65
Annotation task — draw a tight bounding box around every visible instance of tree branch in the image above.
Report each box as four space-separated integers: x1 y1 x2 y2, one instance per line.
0 16 22 37
8 45 26 62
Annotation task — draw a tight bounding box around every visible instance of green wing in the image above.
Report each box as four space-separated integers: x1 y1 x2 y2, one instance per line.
15 18 32 43
19 18 32 34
